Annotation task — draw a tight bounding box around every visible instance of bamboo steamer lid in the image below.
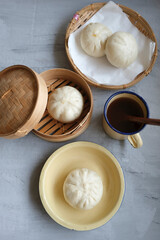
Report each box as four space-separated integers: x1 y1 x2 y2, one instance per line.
0 65 48 139
0 66 93 141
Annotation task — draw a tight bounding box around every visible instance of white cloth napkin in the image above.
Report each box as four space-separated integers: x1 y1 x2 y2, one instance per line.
68 1 155 86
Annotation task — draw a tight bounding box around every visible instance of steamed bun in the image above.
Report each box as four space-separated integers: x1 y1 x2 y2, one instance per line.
63 168 103 210
80 23 112 57
105 31 138 68
47 86 84 123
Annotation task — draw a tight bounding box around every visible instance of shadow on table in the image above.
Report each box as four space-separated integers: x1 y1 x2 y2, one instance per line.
29 157 47 216
29 154 82 232
88 112 126 149
29 155 64 230
53 21 72 69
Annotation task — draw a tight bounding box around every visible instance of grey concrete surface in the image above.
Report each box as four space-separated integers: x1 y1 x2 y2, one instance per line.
0 0 160 239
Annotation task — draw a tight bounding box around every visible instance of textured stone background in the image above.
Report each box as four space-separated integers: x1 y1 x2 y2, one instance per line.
0 0 160 239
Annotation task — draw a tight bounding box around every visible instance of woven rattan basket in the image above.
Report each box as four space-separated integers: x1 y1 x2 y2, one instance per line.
0 65 48 139
33 69 93 142
65 2 158 89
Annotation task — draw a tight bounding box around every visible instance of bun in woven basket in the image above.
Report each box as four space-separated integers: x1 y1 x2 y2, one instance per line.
65 2 157 89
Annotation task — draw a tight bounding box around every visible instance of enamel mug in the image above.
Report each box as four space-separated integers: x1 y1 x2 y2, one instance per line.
103 91 149 148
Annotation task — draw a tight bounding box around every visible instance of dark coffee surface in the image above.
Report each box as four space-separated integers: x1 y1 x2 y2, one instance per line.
107 97 144 133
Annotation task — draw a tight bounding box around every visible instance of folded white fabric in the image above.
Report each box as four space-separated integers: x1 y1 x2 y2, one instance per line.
68 1 155 86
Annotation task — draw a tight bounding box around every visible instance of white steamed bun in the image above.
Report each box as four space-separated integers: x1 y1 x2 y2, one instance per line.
105 31 138 68
47 86 84 123
80 22 112 57
63 168 103 210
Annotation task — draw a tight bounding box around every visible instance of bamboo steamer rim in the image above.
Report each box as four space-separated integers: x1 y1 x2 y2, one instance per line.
0 65 48 138
65 2 158 89
33 114 91 142
33 68 93 142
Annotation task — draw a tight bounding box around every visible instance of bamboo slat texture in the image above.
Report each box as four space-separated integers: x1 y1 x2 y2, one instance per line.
0 65 48 139
33 69 93 142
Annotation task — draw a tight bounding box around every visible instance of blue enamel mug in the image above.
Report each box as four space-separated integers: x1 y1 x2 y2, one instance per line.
103 91 149 148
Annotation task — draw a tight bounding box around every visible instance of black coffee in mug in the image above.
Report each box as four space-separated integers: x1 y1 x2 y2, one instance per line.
107 97 144 133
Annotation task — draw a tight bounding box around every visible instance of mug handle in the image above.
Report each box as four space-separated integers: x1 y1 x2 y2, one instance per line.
128 133 143 148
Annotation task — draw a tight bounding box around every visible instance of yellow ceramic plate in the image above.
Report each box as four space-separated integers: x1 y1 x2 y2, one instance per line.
39 141 125 231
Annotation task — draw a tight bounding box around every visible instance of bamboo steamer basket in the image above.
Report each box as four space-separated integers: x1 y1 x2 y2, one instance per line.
65 2 158 89
32 68 93 142
0 66 93 142
0 65 48 139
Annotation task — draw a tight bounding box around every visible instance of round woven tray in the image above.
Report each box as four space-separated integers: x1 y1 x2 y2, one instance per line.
33 69 93 142
65 2 158 89
0 65 48 139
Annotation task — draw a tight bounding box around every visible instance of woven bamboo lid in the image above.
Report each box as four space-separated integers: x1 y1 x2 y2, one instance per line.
0 65 48 139
33 68 93 142
65 2 158 89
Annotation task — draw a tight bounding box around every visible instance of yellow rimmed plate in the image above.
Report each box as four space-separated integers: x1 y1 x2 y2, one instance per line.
39 141 125 231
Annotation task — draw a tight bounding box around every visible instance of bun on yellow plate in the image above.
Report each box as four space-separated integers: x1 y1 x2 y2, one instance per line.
63 168 103 210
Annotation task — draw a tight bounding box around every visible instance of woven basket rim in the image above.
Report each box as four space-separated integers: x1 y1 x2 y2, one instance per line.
65 2 158 89
0 65 40 137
